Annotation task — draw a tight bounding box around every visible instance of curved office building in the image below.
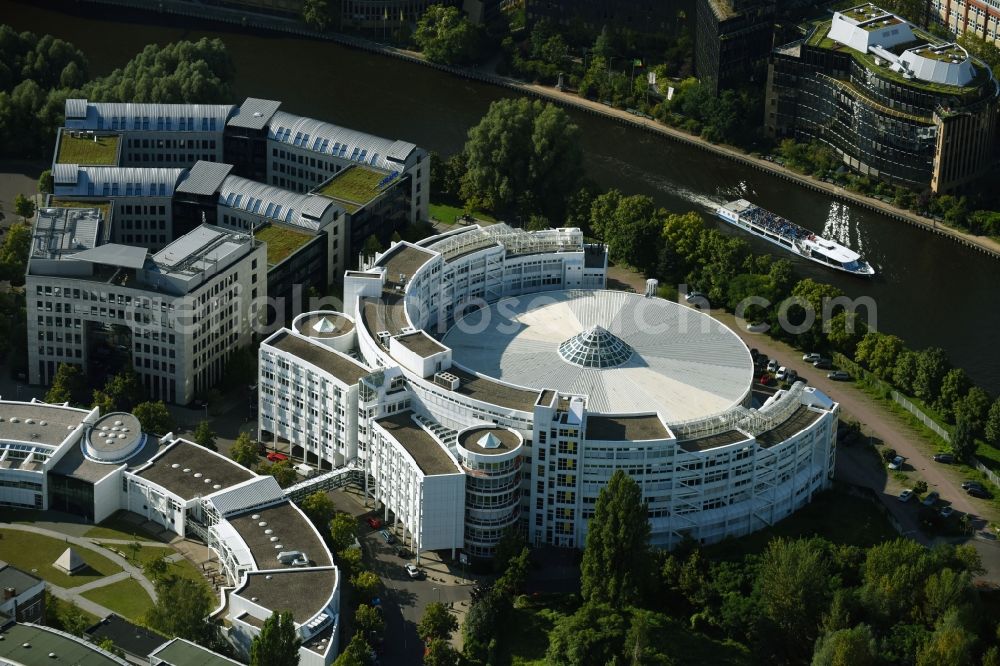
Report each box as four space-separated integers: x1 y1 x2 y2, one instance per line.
259 223 839 560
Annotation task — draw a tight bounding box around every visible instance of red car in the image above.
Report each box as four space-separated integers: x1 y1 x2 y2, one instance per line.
366 517 382 529
266 452 289 462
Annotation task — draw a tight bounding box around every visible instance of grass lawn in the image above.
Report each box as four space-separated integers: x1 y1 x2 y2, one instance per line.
57 133 120 165
428 202 497 225
317 166 392 212
253 224 314 266
84 511 167 542
703 488 898 561
0 528 122 588
97 542 210 592
82 577 154 623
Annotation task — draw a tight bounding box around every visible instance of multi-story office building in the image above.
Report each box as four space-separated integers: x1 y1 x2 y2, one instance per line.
26 207 265 403
766 3 1000 193
526 0 687 36
341 0 443 30
0 397 341 665
695 0 777 94
257 224 839 561
930 0 1000 44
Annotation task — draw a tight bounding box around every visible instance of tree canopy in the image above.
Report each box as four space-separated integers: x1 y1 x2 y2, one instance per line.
250 611 300 666
132 401 176 435
145 576 213 644
460 97 583 221
414 4 480 65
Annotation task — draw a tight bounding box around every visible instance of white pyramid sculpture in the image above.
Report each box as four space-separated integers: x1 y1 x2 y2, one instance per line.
312 317 336 334
54 547 86 574
477 432 502 450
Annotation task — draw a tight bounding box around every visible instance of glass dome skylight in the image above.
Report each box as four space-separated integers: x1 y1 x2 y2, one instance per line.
557 325 634 369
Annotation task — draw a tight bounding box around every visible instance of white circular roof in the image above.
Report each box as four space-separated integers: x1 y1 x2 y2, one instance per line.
442 290 754 421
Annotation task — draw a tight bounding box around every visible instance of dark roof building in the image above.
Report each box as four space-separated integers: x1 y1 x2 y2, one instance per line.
695 0 777 94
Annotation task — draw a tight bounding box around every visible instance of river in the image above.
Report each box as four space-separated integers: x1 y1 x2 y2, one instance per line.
3 0 998 393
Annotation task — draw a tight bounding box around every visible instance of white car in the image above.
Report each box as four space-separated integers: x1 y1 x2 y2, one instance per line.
802 352 821 363
775 366 788 381
898 489 914 502
888 455 904 470
404 563 422 579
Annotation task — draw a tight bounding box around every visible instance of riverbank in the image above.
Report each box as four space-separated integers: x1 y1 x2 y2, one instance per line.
75 0 1000 260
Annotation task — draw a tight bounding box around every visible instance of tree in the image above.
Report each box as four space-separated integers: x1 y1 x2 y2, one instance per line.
985 397 1000 446
351 570 380 603
461 98 583 221
545 602 628 666
133 401 175 435
265 460 297 487
329 513 358 552
146 576 212 643
854 332 903 379
419 601 459 642
580 470 650 607
45 363 85 404
300 491 335 526
937 368 972 421
37 169 53 194
526 213 550 231
922 567 973 626
756 538 833 663
951 416 976 462
495 546 530 598
424 639 460 666
97 637 125 657
362 234 382 260
14 193 34 221
302 0 331 30
250 611 300 666
337 546 363 577
811 624 878 666
414 4 479 65
355 603 384 642
955 386 991 436
333 634 373 666
892 350 919 393
860 538 934 623
193 420 218 451
0 222 32 283
916 608 976 666
492 525 526 573
589 191 664 274
101 368 144 412
914 347 950 403
142 552 170 585
91 390 115 414
231 432 260 469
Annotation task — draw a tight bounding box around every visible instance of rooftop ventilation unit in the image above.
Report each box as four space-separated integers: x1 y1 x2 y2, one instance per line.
434 371 460 390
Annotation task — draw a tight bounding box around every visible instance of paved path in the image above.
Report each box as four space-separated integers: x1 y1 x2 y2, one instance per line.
0 523 159 601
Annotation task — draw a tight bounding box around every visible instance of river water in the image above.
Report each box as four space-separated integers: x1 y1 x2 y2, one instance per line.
3 0 998 392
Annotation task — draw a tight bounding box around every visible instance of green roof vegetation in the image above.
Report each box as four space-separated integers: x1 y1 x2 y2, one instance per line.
0 527 122 588
254 224 314 266
49 198 112 219
317 166 394 214
428 202 498 225
58 132 120 165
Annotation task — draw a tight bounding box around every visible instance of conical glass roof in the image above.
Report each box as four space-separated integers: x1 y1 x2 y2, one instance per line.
557 325 634 369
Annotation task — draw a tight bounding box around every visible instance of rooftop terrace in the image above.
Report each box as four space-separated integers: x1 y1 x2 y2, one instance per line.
316 165 396 213
57 132 121 165
376 412 460 476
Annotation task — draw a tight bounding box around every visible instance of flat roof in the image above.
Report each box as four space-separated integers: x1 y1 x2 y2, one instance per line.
234 568 338 625
227 97 282 130
458 427 520 455
134 440 254 500
0 401 89 447
268 330 370 384
375 412 459 476
227 501 332 569
86 412 143 456
0 623 128 665
678 429 749 452
295 313 355 339
361 294 408 336
85 614 167 658
51 430 161 484
0 562 43 595
150 638 242 666
376 243 436 287
316 165 394 213
57 132 120 165
757 406 823 448
587 415 669 441
448 367 541 412
31 207 103 260
394 331 446 357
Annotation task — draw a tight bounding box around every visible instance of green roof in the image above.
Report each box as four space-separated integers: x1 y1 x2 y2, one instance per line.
0 623 126 665
316 166 395 214
57 132 121 165
49 198 112 219
151 638 241 666
254 223 314 266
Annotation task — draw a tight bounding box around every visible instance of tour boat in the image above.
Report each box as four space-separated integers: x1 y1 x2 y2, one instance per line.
716 199 875 276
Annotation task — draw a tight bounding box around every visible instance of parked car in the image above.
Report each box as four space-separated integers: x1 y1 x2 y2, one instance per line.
961 480 985 491
776 366 788 381
888 455 904 470
767 359 779 373
404 563 422 579
898 489 914 502
785 369 799 383
266 451 289 462
933 453 955 464
967 486 991 499
802 352 822 363
366 517 382 530
827 371 851 381
684 291 706 303
746 322 769 333
939 506 955 519
379 529 395 544
921 491 940 507
813 359 832 370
